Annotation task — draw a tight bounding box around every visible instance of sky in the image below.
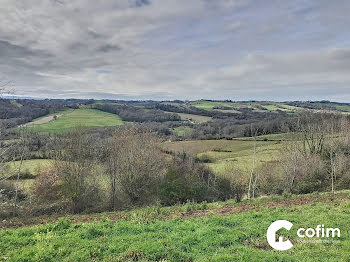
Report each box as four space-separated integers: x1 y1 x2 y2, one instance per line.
0 0 350 101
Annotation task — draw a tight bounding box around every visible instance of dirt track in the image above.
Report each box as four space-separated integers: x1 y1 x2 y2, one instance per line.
22 114 63 127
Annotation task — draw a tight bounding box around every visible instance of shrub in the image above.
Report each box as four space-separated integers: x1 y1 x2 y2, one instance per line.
196 153 214 163
7 168 35 180
293 154 328 194
0 181 26 201
257 162 286 195
32 164 60 202
221 166 247 202
158 156 228 205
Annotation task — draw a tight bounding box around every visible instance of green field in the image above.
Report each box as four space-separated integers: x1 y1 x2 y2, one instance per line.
28 108 123 133
164 139 282 173
30 108 74 122
188 101 303 114
234 133 288 141
213 108 241 114
312 102 350 112
172 126 193 137
8 159 51 176
10 100 23 108
1 191 349 261
189 101 239 110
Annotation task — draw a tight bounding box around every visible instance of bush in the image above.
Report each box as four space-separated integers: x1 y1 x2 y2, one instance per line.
7 168 35 180
32 164 61 202
221 165 247 202
293 154 328 194
0 181 27 201
158 156 231 205
158 165 208 205
258 162 286 195
196 153 214 163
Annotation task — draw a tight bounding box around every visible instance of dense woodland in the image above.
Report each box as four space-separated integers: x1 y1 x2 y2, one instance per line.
94 103 181 122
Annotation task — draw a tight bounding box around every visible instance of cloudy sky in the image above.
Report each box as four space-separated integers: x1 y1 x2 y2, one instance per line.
0 0 349 101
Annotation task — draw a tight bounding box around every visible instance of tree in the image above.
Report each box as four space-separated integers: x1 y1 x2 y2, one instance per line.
297 112 327 156
0 79 28 216
324 115 350 193
52 129 101 213
103 137 120 211
222 162 247 202
247 125 260 199
109 126 165 206
0 78 11 170
279 137 302 193
12 129 30 215
0 77 13 97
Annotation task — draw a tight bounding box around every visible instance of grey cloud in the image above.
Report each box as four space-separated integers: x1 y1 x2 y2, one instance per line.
0 0 349 101
87 29 104 39
0 40 52 59
97 44 121 53
134 0 151 7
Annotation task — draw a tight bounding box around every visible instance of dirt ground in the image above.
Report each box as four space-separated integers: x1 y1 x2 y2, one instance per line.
22 114 63 126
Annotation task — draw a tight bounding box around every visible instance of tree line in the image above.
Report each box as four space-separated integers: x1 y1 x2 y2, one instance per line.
94 104 181 122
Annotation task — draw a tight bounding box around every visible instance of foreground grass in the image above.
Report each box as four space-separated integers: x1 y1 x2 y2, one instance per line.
1 192 349 261
29 108 123 133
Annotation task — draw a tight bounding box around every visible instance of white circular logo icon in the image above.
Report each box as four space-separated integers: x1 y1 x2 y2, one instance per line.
267 220 293 251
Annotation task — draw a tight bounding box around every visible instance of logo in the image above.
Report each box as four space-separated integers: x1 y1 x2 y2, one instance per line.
267 220 341 251
267 220 293 251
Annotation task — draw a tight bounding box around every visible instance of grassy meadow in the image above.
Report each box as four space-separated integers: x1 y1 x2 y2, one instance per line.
188 100 302 113
3 159 51 195
8 159 51 176
189 100 239 110
172 126 193 137
1 191 349 261
176 113 212 123
27 108 123 133
164 138 282 173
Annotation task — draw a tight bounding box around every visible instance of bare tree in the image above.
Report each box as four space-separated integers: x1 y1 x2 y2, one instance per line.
0 79 10 174
110 126 165 206
12 129 30 216
103 137 119 211
279 138 301 193
0 78 19 213
325 115 350 193
297 112 327 156
52 129 101 213
0 77 13 96
248 125 259 199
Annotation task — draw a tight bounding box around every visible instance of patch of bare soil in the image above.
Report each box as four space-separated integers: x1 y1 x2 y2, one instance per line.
22 114 63 127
